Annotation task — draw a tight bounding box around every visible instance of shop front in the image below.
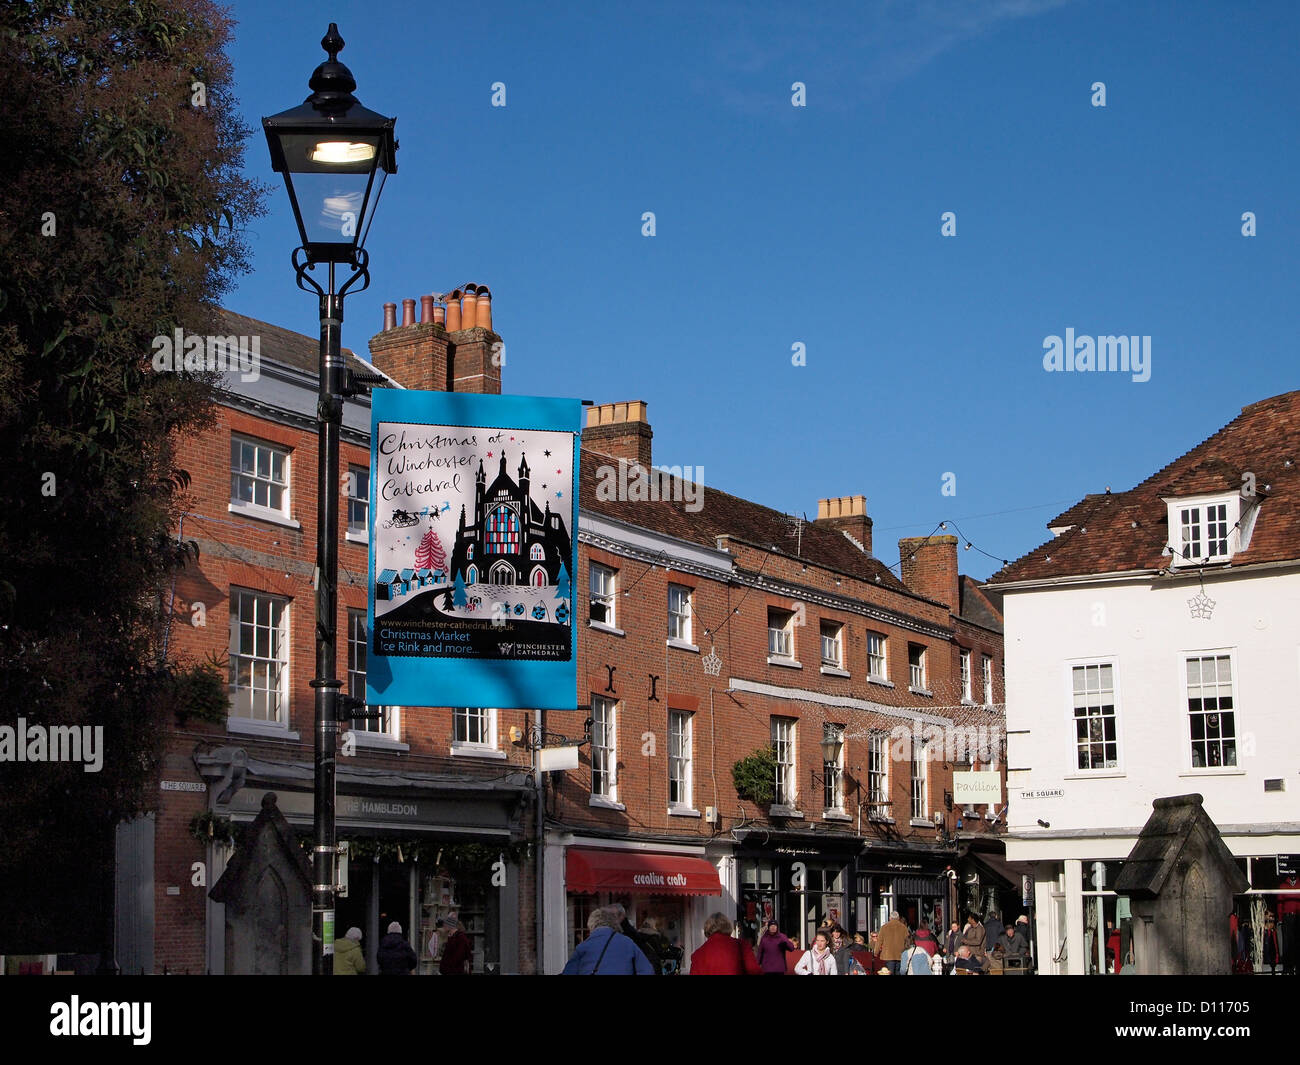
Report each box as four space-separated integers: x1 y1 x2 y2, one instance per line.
543 833 723 973
857 846 955 937
733 833 861 948
199 749 533 975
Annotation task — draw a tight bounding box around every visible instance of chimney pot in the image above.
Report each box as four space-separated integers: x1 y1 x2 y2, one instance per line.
445 290 462 331
420 294 435 323
401 298 416 327
434 304 445 326
461 288 479 330
477 287 492 332
382 302 397 331
815 495 872 555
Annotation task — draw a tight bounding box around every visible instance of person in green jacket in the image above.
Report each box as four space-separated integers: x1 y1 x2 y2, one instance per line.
335 926 367 975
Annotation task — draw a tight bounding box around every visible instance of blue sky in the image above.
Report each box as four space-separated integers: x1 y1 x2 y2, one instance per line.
225 0 1299 579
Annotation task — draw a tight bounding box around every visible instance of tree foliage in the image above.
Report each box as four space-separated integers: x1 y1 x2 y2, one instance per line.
0 0 265 951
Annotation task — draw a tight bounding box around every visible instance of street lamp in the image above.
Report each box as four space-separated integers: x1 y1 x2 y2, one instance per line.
263 23 397 976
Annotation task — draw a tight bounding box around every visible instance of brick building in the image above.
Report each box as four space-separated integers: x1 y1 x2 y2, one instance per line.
122 286 1007 974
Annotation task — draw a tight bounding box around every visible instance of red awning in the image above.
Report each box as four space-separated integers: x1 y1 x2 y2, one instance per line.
566 848 721 897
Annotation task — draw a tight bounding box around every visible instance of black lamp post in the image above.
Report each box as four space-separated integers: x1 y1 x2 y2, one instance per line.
263 23 396 976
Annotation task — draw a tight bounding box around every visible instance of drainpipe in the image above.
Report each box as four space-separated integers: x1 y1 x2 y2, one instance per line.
535 708 545 974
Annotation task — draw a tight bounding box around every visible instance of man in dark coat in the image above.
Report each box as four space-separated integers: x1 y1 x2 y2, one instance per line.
377 920 417 975
983 910 1003 957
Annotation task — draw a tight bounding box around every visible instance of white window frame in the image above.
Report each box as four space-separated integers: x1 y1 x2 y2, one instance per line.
668 710 693 811
591 695 618 802
1183 650 1239 772
589 562 618 630
1164 493 1245 567
771 716 797 808
346 464 369 542
823 724 845 812
451 707 503 759
910 741 929 822
982 654 994 706
768 607 794 659
230 435 294 524
867 730 890 818
960 649 973 702
1066 659 1122 773
667 584 693 645
820 621 843 668
867 631 888 681
228 589 290 727
908 643 928 692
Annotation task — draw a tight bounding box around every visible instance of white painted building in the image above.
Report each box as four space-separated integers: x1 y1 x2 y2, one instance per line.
989 391 1300 975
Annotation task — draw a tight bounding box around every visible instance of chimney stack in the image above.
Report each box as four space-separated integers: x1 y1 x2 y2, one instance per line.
584 402 653 466
898 535 959 612
815 495 873 556
368 283 501 395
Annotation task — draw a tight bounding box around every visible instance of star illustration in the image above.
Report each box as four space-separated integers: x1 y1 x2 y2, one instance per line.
486 451 493 458
556 490 563 498
541 483 547 489
556 469 562 475
510 436 515 441
543 449 551 457
1188 589 1216 620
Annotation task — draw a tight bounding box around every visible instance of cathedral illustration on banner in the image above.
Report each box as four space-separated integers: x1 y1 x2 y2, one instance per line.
449 451 572 587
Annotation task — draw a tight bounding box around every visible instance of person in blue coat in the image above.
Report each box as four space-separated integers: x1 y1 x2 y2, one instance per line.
562 907 655 975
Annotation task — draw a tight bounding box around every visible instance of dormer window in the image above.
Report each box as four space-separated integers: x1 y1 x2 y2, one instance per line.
1164 492 1251 566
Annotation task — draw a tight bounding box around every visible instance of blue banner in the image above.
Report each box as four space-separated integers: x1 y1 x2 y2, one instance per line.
367 390 582 709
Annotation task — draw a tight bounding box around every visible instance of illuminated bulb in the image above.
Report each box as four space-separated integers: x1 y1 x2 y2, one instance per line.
311 141 376 164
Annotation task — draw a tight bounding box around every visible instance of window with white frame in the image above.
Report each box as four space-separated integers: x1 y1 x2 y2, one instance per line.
867 730 889 813
1071 662 1118 770
1168 494 1244 565
228 590 289 723
960 649 972 701
982 654 993 706
589 563 616 627
771 716 796 807
346 609 389 734
668 584 692 642
591 695 617 799
823 723 845 810
347 465 369 536
668 710 693 808
910 741 928 820
1186 654 1236 768
768 607 794 658
230 436 289 516
908 643 927 690
820 621 842 668
454 707 496 750
867 631 888 679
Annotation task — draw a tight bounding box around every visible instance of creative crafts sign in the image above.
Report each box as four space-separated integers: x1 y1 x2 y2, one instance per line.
367 390 582 709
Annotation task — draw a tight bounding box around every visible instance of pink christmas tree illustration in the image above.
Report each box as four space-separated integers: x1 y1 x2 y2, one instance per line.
415 527 446 575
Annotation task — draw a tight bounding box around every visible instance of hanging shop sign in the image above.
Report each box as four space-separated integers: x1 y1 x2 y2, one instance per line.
953 771 1003 804
368 390 582 709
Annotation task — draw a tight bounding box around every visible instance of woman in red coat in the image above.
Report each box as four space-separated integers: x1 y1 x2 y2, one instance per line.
689 913 762 975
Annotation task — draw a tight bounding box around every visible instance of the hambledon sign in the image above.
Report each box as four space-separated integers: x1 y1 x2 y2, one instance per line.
632 872 689 888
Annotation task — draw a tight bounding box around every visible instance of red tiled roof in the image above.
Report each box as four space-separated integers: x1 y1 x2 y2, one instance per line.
579 450 912 593
990 390 1300 585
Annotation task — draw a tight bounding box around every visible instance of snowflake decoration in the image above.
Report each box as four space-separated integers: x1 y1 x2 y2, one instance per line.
1188 589 1216 620
702 646 722 677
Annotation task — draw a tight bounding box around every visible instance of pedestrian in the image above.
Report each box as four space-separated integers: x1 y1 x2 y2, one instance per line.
334 926 366 975
960 913 987 964
953 945 983 973
608 902 660 973
998 921 1030 962
851 932 880 976
876 910 910 974
795 930 838 975
829 925 863 975
562 907 654 975
912 924 939 956
689 912 762 975
377 920 417 975
640 916 673 974
755 920 796 975
437 916 472 975
786 937 803 974
983 909 1003 956
899 934 933 975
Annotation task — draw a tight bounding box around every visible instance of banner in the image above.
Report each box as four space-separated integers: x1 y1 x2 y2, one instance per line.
366 390 582 709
